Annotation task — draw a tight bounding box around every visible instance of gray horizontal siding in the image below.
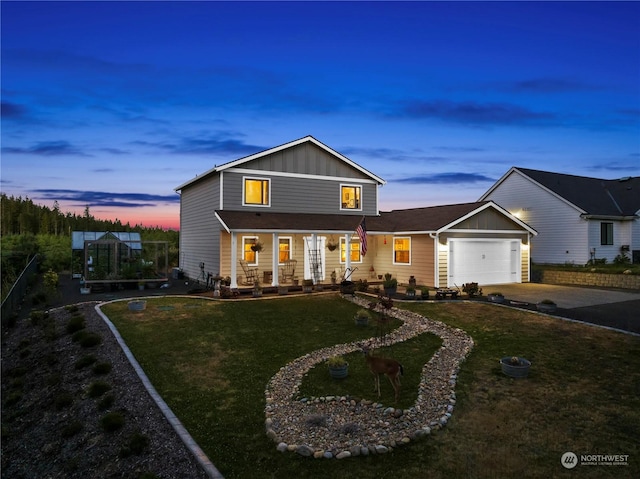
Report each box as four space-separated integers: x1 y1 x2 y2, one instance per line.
223 172 378 215
179 178 221 280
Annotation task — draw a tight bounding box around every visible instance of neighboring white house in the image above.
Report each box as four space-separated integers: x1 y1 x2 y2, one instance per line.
175 136 537 287
480 167 640 265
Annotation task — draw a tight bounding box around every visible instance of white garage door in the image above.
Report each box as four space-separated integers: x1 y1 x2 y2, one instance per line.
449 239 520 286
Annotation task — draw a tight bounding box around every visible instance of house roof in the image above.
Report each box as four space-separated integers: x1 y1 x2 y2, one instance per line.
485 167 640 217
215 201 536 235
175 135 386 191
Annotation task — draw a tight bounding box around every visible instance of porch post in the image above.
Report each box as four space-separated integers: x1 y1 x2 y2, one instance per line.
272 233 279 287
230 232 238 288
310 233 317 284
345 233 351 279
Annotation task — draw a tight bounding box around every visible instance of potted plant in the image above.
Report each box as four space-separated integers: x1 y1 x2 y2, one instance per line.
327 238 338 251
137 281 145 291
405 285 416 299
500 356 531 378
278 284 289 295
418 285 429 300
302 279 313 293
462 282 482 298
354 308 371 326
536 299 557 313
383 273 397 296
487 292 505 303
250 241 263 252
327 355 349 379
330 270 338 287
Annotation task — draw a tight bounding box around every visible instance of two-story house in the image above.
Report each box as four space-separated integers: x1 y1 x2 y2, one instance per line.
175 136 537 288
480 167 640 265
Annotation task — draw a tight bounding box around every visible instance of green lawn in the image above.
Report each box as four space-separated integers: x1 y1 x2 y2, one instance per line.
102 295 640 478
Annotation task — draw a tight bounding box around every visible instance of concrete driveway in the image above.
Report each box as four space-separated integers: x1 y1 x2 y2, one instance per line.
481 282 640 334
484 283 640 309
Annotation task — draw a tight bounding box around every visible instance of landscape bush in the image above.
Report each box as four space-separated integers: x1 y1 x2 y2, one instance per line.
87 380 112 398
99 411 125 432
79 332 102 348
74 354 97 370
92 362 112 375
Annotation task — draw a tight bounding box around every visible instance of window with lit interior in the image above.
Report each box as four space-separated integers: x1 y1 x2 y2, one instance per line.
340 185 361 210
278 238 291 263
243 237 258 264
393 237 411 264
244 177 270 206
340 237 362 263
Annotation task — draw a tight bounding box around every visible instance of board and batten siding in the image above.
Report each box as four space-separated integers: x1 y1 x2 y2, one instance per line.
484 172 588 264
243 142 368 179
223 171 378 215
179 177 221 280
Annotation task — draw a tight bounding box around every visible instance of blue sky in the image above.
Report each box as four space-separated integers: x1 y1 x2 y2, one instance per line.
2 1 639 229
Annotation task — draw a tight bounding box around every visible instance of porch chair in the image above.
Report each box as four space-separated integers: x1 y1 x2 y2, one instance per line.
239 260 259 285
279 259 297 283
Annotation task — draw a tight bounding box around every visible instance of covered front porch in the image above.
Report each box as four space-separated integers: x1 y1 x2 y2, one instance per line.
220 231 375 289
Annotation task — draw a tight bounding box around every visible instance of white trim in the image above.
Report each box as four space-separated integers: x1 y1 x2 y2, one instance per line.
230 168 380 185
392 236 412 265
277 236 293 265
242 176 271 207
219 171 224 210
436 201 538 235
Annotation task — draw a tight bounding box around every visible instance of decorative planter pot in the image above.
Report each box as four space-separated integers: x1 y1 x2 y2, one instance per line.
354 316 369 326
500 357 531 378
302 285 313 293
536 302 557 313
128 300 147 312
340 281 355 295
278 286 289 295
384 287 397 297
329 363 349 379
405 290 416 299
252 290 263 298
80 287 91 295
488 294 505 304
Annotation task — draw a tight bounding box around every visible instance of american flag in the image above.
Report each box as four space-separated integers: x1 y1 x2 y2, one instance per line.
356 217 367 256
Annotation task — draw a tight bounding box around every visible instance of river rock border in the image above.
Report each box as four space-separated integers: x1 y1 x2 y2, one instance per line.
264 295 474 459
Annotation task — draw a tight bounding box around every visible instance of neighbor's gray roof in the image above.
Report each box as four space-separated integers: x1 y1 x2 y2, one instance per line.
214 201 532 234
516 167 640 217
71 231 142 250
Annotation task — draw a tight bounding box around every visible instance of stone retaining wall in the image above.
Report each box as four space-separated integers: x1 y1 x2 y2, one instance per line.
539 270 640 290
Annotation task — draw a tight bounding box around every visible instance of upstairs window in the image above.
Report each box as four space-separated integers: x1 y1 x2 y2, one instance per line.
393 237 411 264
244 177 270 206
600 222 613 245
341 185 361 210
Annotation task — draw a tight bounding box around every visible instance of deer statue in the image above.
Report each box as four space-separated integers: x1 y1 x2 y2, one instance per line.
362 346 404 402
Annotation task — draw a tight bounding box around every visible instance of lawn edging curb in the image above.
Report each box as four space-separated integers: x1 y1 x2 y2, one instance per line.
95 298 225 479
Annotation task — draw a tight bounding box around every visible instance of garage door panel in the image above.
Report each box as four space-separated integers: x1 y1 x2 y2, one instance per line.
449 240 519 286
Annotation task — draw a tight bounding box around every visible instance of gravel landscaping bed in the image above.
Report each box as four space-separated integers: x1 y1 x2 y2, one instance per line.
1 302 210 479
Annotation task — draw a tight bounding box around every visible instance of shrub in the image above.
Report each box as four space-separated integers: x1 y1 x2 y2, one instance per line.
3 391 22 407
614 253 631 265
92 362 112 375
66 316 86 334
98 394 115 411
100 411 125 432
55 391 74 410
120 431 150 457
75 354 97 370
79 333 102 348
72 330 88 343
462 282 483 297
30 310 47 325
87 380 112 398
65 305 79 313
61 420 83 438
31 291 47 305
355 279 369 291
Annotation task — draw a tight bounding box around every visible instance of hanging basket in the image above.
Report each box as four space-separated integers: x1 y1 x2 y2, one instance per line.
327 241 338 251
